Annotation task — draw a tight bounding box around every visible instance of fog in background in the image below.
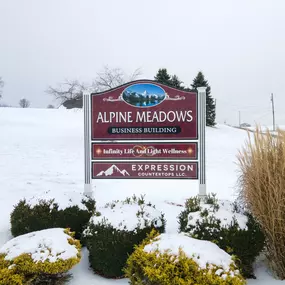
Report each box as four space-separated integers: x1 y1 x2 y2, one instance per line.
0 0 284 126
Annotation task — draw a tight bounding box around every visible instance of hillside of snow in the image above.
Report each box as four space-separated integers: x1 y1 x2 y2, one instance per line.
0 107 281 284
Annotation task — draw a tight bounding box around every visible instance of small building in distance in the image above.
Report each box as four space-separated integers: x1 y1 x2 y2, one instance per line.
240 123 251 128
62 98 83 109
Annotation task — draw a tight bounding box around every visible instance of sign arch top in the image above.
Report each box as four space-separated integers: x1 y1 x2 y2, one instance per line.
91 80 198 141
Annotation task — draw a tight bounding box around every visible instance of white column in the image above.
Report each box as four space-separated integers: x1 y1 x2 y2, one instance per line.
197 87 207 198
83 91 93 198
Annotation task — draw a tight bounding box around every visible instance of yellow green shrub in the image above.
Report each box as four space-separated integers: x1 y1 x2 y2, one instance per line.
0 268 23 285
15 229 81 276
0 228 81 285
0 255 24 285
12 253 80 276
0 253 11 269
125 231 246 285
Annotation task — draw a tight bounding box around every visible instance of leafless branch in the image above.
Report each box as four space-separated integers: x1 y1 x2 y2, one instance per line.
46 66 142 106
46 79 87 103
92 66 142 92
129 67 142 81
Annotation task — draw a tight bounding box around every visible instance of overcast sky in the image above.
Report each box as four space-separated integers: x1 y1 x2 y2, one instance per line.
0 0 284 126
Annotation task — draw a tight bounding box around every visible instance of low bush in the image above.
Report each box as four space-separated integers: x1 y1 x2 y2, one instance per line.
10 194 95 241
83 195 166 278
178 194 265 278
0 268 23 285
125 230 246 285
0 228 81 285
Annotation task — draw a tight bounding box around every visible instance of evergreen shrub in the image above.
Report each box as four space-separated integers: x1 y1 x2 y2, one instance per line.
10 195 95 241
83 195 166 278
178 194 265 278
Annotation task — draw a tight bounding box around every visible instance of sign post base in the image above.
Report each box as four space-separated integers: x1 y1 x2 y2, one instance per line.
84 183 93 198
198 184 207 200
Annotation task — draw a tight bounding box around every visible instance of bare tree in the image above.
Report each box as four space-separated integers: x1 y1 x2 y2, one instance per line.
0 77 4 99
46 79 87 104
92 66 142 92
46 67 142 109
19 98 30 108
129 67 142 82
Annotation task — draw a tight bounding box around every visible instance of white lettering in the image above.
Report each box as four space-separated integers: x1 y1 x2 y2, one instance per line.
135 110 193 123
186 110 193 122
136 112 146 122
167 111 176 122
96 111 133 123
96 112 104 123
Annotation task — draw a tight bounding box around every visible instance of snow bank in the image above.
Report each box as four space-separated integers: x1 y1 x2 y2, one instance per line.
144 233 234 272
0 228 79 262
89 201 163 231
188 200 248 230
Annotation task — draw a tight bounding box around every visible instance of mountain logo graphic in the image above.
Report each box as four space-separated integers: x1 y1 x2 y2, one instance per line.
121 83 166 108
96 164 130 177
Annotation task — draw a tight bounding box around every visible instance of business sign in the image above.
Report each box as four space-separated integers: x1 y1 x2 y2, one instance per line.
91 80 197 140
84 81 206 195
92 142 197 160
92 162 198 179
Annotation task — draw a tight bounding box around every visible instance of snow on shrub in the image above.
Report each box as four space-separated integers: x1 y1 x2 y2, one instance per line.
83 195 166 278
178 194 265 278
0 228 81 285
125 230 245 285
10 190 95 241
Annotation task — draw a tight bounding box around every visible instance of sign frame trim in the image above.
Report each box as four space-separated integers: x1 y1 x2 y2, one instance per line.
91 141 198 161
91 161 199 180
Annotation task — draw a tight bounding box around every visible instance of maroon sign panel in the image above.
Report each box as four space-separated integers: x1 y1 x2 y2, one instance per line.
92 142 197 160
92 162 198 179
91 80 197 140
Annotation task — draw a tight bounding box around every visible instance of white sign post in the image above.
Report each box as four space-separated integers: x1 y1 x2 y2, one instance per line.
197 87 207 198
83 91 93 198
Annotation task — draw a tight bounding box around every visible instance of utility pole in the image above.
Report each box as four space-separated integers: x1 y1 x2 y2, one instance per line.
271 93 276 132
239 111 241 127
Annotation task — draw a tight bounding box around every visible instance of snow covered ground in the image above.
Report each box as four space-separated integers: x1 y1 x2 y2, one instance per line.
0 107 283 284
